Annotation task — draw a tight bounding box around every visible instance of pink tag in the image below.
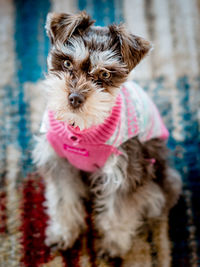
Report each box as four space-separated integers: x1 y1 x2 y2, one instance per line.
63 144 89 157
145 158 156 164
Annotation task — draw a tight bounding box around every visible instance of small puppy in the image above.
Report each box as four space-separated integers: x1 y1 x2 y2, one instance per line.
33 11 182 258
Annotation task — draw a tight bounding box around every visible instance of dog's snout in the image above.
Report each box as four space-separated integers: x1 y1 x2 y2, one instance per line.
68 93 85 108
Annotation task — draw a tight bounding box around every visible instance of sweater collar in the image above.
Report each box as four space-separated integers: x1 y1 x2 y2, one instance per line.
48 94 122 144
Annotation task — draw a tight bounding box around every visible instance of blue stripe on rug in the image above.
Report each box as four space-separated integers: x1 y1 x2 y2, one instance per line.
168 76 200 184
14 0 50 83
0 87 6 182
78 0 123 26
13 0 51 175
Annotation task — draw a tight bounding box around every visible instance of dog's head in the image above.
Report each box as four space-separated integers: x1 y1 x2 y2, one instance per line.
45 11 151 130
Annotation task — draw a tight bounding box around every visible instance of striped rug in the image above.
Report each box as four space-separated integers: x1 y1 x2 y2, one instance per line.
0 0 200 266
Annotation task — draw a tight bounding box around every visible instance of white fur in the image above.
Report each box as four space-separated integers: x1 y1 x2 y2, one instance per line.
57 37 89 62
33 135 87 249
47 52 53 70
90 49 121 69
91 152 128 198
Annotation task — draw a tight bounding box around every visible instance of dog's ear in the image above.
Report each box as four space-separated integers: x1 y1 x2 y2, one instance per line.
109 24 152 71
46 11 94 44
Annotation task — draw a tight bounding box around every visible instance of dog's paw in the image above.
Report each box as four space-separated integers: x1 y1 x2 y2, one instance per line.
95 235 131 259
45 222 81 250
97 245 121 260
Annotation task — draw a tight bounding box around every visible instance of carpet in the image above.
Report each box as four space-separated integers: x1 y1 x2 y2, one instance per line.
0 0 200 266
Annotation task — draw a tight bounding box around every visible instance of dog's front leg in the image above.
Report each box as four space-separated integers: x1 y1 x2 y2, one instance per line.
91 153 141 258
33 135 87 250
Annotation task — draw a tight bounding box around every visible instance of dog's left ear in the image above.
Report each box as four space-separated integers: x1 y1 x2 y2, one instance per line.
109 24 152 71
46 11 94 44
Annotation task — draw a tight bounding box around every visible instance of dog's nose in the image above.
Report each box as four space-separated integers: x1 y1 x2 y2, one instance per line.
68 93 85 108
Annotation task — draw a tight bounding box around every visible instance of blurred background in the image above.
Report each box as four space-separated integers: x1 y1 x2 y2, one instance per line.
0 0 200 266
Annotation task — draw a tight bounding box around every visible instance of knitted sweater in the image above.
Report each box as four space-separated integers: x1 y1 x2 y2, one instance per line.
40 81 169 172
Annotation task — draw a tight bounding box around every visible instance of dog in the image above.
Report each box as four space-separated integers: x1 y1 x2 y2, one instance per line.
33 11 182 259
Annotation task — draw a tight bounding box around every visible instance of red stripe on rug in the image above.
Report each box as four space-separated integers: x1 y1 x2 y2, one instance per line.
20 174 51 267
0 190 7 233
85 201 97 267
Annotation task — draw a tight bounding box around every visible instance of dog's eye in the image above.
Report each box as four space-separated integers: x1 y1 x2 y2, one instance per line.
63 59 73 70
99 70 111 80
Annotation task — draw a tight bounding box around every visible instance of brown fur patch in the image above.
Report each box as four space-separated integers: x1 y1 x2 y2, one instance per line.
46 11 94 44
122 137 181 212
109 24 152 71
121 137 161 192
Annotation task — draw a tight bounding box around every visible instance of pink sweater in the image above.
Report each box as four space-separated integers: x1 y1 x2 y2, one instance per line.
41 81 169 172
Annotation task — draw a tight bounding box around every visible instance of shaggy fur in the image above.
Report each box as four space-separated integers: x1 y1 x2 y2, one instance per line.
33 11 182 259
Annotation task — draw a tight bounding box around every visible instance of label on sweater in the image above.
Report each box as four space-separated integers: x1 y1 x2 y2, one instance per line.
63 144 89 157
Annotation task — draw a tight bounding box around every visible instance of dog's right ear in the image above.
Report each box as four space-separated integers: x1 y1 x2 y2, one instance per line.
109 24 152 72
46 11 94 44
